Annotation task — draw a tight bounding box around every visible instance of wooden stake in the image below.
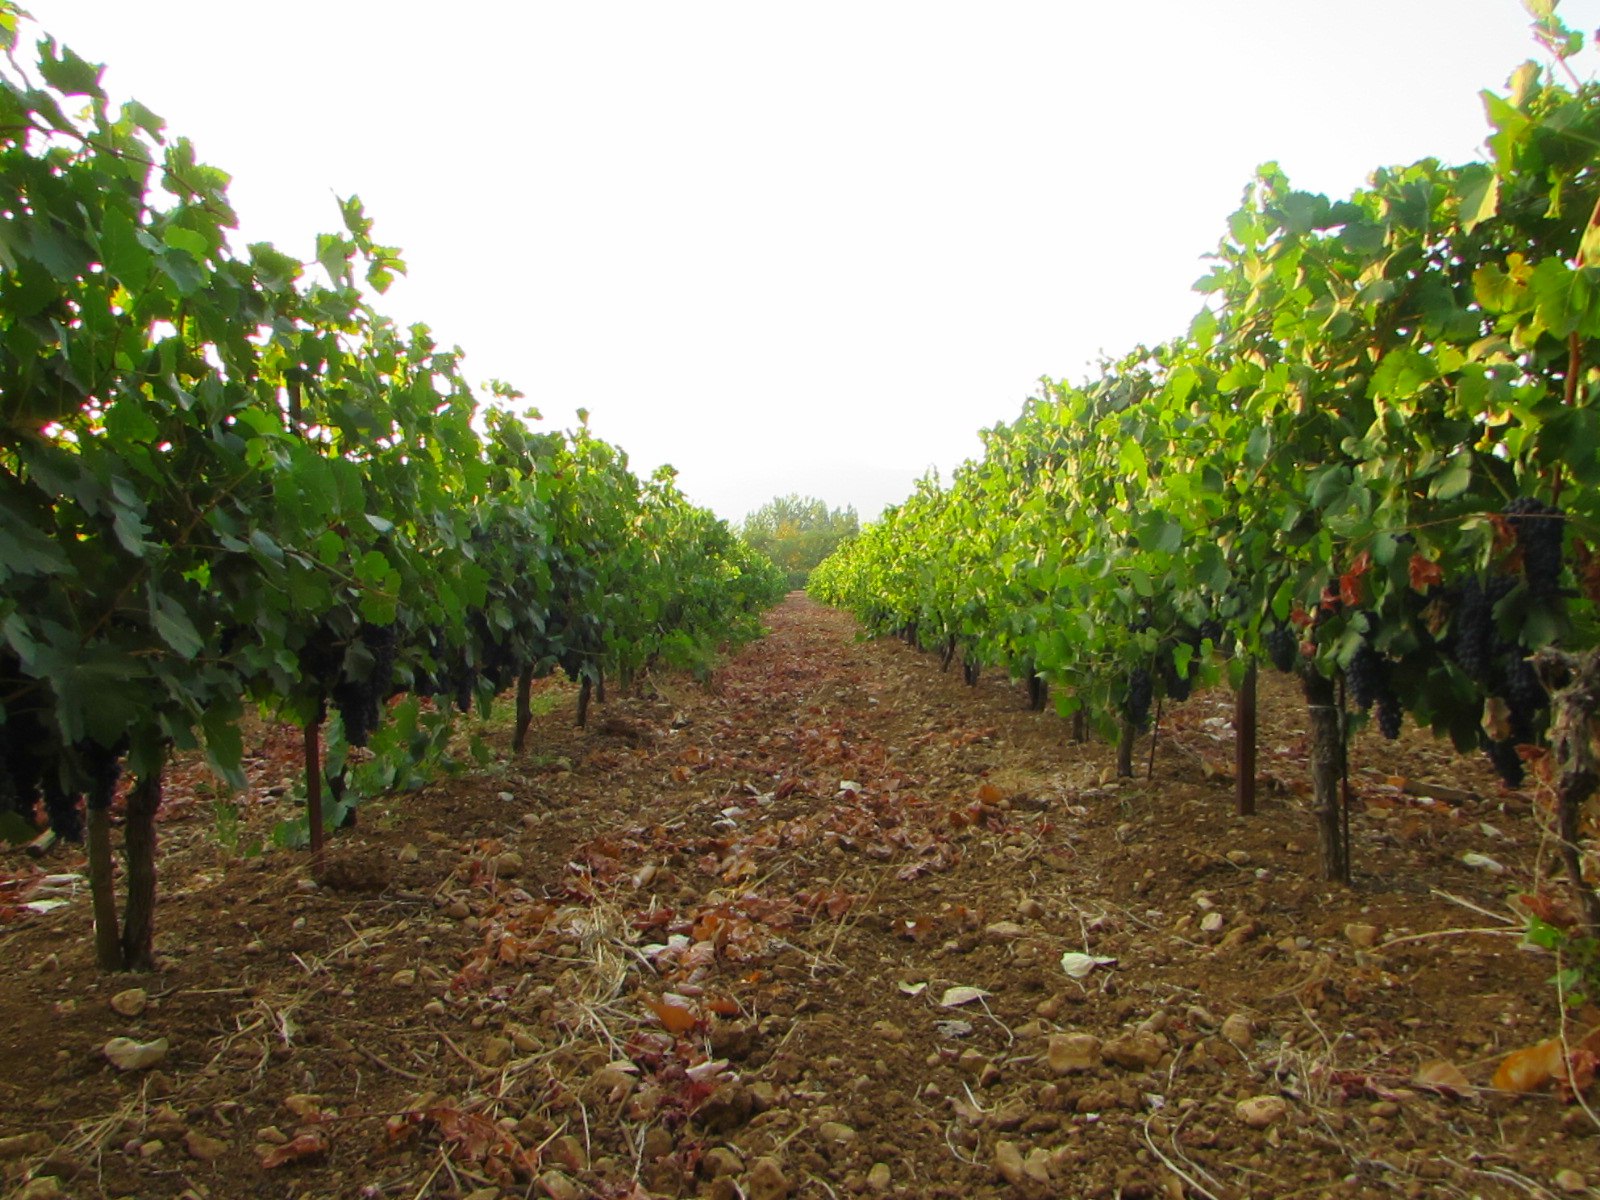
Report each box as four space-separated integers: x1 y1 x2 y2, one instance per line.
1235 660 1258 817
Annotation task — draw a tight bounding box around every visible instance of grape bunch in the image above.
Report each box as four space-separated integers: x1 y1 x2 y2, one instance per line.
1445 576 1513 683
1504 497 1564 599
1482 736 1524 787
1343 628 1403 740
1158 626 1203 702
331 622 398 748
1374 694 1403 740
1500 653 1545 745
1121 667 1153 731
1343 639 1385 710
1263 626 1298 673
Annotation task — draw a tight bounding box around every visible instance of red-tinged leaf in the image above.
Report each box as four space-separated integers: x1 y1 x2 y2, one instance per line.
705 995 741 1016
976 782 1004 804
1556 1049 1598 1102
1488 511 1516 552
1289 604 1312 629
1514 891 1572 927
1409 553 1444 592
633 906 675 931
647 998 700 1035
259 1130 329 1168
1339 570 1364 608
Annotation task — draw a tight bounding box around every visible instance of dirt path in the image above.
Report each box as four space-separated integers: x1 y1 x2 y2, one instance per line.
0 595 1595 1200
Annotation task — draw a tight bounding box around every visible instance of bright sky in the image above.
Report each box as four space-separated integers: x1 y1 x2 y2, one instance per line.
22 2 1600 524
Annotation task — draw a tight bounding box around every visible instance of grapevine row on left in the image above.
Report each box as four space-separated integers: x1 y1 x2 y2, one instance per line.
0 13 787 970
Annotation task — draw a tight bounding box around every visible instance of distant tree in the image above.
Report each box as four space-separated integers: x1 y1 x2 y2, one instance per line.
741 495 859 590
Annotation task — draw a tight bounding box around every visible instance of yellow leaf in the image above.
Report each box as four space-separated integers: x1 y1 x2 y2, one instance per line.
1491 1039 1565 1093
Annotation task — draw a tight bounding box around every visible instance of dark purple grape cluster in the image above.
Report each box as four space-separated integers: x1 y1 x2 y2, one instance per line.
1159 626 1203 702
1499 652 1545 745
1374 693 1403 740
1504 497 1564 599
1122 667 1153 731
331 622 398 748
1343 626 1403 739
1264 626 1298 673
1446 576 1514 683
1344 640 1385 710
1483 736 1524 787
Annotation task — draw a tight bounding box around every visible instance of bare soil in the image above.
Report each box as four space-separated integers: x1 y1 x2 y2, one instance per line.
1 594 1597 1200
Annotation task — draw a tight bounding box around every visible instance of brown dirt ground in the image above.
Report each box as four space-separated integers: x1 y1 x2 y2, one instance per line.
1 594 1598 1200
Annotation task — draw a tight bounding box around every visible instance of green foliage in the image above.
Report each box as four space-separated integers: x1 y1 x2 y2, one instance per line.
812 5 1600 775
1524 917 1600 1005
0 7 788 956
742 494 859 590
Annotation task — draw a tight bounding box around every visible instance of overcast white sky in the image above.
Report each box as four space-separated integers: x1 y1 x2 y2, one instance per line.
22 2 1600 524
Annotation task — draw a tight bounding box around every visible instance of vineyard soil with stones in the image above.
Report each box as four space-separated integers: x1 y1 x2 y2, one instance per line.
0 595 1595 1200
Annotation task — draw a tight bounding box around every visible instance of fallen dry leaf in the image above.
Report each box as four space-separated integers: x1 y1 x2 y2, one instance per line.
259 1130 329 1169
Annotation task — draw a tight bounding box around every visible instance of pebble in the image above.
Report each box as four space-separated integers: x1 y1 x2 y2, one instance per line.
283 1094 323 1118
1200 912 1225 934
15 1178 65 1200
984 920 1026 941
184 1129 228 1161
1101 1032 1165 1070
550 1134 587 1171
391 969 416 987
498 791 516 803
537 1171 581 1200
445 899 471 920
1221 1014 1255 1049
1017 898 1046 919
0 1132 51 1158
698 1082 754 1133
988 1100 1028 1131
1225 849 1250 866
994 1139 1025 1185
396 843 419 863
702 1146 744 1177
495 851 524 876
1219 920 1258 950
817 1121 857 1145
1344 923 1380 949
1023 1147 1053 1184
1555 1169 1587 1193
1235 1095 1288 1128
481 1037 513 1067
1047 1033 1101 1074
104 1036 169 1072
866 1161 893 1192
1186 1005 1218 1029
746 1156 790 1200
109 988 148 1017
